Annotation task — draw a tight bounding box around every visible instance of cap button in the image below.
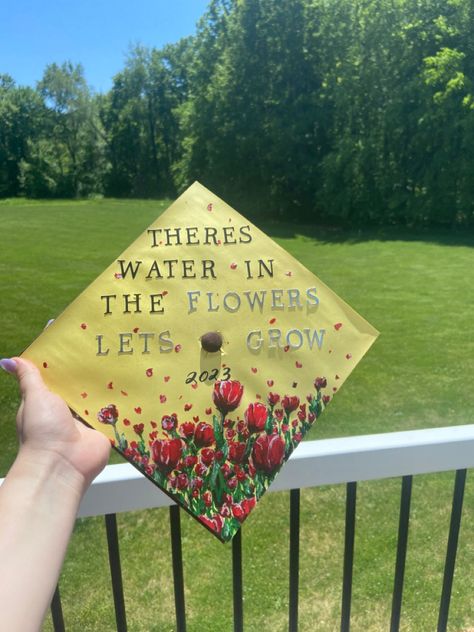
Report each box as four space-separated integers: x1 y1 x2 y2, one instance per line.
200 332 223 353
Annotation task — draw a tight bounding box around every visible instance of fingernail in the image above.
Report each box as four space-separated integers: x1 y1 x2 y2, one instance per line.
0 358 17 374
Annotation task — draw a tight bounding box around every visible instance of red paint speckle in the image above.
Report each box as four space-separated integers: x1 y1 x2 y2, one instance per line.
251 367 257 374
123 418 131 426
205 407 212 415
346 353 352 360
334 323 343 331
150 421 157 429
80 323 87 330
284 345 290 352
160 394 167 403
164 376 170 382
295 361 303 368
42 362 48 368
333 387 338 392
80 392 88 399
207 203 213 212
121 390 128 396
84 410 89 416
133 327 139 333
285 271 293 277
162 290 168 297
107 382 113 390
146 368 153 377
114 273 122 279
230 263 237 270
267 379 274 387
184 403 192 411
335 374 340 380
174 344 182 353
134 407 142 414
269 317 276 324
191 383 198 390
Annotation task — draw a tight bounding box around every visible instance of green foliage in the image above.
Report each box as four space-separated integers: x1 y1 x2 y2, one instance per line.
3 0 474 225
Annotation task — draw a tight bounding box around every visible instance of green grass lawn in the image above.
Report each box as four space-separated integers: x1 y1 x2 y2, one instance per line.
1 198 474 631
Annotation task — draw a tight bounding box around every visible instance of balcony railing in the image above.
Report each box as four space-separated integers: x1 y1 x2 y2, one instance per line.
6 424 474 631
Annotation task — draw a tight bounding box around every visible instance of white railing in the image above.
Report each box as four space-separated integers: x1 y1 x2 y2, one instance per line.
77 424 474 518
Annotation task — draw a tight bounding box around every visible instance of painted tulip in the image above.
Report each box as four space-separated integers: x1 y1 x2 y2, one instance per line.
133 423 144 435
184 455 198 468
252 434 285 474
267 392 280 406
203 491 213 507
180 421 195 439
176 472 189 490
194 422 214 448
97 404 119 425
212 380 244 414
151 438 182 474
227 477 238 490
200 448 215 466
244 402 268 433
314 377 327 390
199 513 224 535
281 395 300 414
195 462 208 476
161 414 177 432
228 441 247 464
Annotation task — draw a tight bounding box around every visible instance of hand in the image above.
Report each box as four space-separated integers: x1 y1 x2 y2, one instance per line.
10 357 110 495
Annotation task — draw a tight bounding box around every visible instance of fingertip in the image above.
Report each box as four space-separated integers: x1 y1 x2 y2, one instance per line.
11 357 45 394
0 358 17 374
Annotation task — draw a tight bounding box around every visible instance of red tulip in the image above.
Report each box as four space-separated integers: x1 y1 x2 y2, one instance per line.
192 477 203 490
244 402 268 433
199 513 224 535
180 421 195 439
200 448 215 466
194 422 214 448
151 438 182 474
228 441 247 464
212 380 244 414
203 491 213 507
195 462 208 477
184 455 197 468
314 377 327 390
133 423 144 435
97 404 119 425
176 472 189 490
281 395 300 414
252 434 285 474
232 496 256 522
227 477 238 490
162 414 177 432
267 392 280 406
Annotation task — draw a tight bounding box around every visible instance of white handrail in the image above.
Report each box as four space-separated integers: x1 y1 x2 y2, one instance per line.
72 424 474 518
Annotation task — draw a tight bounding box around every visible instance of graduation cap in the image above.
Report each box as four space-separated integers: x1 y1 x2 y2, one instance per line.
22 182 378 542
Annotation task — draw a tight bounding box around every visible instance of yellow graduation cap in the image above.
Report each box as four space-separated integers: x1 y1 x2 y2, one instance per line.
23 182 378 541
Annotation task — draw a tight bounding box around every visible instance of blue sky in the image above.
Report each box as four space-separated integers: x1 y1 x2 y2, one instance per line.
2 0 210 92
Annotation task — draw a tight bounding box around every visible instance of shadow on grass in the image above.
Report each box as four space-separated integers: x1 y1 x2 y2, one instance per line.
257 221 474 248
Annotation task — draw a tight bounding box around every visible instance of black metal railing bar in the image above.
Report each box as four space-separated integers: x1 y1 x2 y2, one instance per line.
390 475 413 632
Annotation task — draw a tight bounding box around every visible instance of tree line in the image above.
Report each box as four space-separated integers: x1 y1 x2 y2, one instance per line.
1 0 474 226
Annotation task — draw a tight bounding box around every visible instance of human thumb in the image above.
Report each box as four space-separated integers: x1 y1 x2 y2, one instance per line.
1 357 46 398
